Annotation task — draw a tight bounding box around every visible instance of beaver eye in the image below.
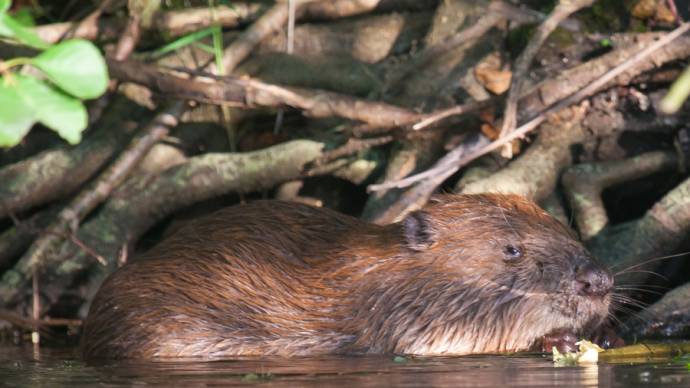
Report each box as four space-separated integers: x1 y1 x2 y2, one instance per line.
503 245 522 261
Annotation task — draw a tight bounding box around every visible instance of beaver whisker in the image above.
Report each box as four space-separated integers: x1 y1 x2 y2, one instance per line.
609 251 690 272
609 294 648 314
606 311 624 327
613 286 665 296
497 205 520 240
614 269 669 281
489 275 589 300
610 298 648 312
608 304 634 316
610 292 647 306
614 282 670 290
608 304 649 326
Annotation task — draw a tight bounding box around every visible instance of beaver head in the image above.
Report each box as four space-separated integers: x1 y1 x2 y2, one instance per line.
344 193 612 355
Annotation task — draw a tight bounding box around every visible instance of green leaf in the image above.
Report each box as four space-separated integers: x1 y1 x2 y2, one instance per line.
0 13 49 49
32 39 108 99
15 75 87 144
211 24 224 75
191 41 216 55
0 77 37 147
0 0 10 13
661 64 690 114
0 14 12 36
13 7 36 27
150 27 214 58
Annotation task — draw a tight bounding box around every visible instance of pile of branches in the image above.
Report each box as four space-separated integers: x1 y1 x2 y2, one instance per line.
1 0 690 340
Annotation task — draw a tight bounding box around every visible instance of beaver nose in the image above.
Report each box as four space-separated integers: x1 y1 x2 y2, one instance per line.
574 264 613 297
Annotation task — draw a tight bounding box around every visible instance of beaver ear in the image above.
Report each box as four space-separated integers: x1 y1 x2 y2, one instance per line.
402 211 437 251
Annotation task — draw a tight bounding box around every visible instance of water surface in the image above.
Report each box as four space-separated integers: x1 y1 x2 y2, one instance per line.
1 344 689 387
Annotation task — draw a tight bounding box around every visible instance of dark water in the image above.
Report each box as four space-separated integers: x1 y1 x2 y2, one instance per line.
1 345 690 387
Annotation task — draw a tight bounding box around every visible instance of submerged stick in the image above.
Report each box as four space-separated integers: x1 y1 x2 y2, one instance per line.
599 342 690 359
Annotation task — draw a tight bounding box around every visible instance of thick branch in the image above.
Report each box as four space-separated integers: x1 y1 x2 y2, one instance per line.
107 59 422 127
34 3 264 43
588 175 690 278
562 151 677 240
625 281 690 338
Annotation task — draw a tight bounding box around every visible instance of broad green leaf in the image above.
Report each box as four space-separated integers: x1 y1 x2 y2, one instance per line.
0 12 14 38
0 13 49 49
13 7 36 27
0 77 37 147
15 75 87 144
0 0 10 13
0 13 12 36
32 39 108 99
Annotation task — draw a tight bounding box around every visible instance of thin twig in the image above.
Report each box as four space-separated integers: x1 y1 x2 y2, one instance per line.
498 0 594 157
113 15 143 61
213 0 311 74
287 0 296 54
312 135 394 166
119 2 165 60
0 309 82 328
57 0 113 42
412 99 494 130
1 204 106 266
273 0 296 134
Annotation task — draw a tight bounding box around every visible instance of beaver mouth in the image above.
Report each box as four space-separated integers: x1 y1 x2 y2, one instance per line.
550 291 611 332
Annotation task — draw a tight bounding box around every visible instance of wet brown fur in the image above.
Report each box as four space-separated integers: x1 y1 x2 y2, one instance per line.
82 193 611 359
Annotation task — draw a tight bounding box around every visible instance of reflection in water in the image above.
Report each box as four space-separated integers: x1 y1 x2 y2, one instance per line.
1 344 689 387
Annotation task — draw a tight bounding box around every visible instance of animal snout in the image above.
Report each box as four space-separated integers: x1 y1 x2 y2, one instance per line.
574 263 613 297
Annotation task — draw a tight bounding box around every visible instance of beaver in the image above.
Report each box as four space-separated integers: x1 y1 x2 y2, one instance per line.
82 193 613 358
